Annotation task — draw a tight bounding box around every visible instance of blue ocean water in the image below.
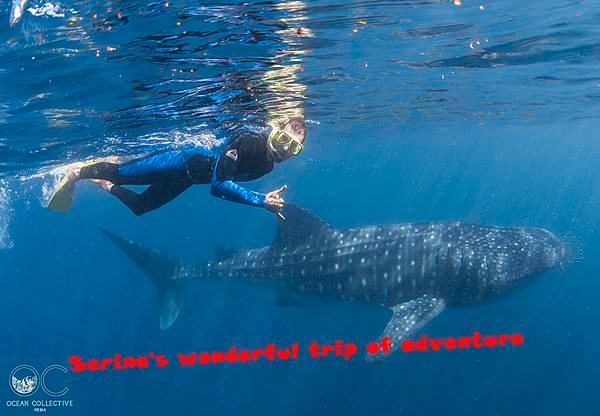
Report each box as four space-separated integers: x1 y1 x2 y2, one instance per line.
2 0 600 414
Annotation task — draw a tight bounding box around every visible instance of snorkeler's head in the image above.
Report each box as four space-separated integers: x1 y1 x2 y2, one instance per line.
267 117 306 163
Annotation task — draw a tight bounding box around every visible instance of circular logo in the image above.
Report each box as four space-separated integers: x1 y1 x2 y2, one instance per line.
9 365 40 396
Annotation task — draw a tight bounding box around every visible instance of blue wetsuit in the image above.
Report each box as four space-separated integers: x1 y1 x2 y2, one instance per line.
79 128 274 215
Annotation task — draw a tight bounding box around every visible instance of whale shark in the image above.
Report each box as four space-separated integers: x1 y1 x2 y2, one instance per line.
101 204 568 359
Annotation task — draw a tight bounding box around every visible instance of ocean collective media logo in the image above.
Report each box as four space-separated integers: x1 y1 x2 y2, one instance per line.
7 364 73 412
10 366 38 396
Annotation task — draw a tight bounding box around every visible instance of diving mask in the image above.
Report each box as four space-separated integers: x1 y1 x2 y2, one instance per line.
270 128 303 156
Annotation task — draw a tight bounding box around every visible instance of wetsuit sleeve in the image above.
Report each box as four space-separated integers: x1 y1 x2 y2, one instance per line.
210 138 267 207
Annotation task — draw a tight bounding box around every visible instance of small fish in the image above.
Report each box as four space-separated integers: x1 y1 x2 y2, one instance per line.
9 0 30 27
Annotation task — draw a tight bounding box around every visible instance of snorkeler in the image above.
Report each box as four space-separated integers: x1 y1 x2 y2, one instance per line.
47 117 306 217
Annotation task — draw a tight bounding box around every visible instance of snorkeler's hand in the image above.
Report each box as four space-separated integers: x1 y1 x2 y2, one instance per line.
265 185 287 218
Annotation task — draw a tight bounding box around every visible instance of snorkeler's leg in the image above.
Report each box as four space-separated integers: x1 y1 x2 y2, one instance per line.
107 178 193 216
78 162 123 182
80 150 191 185
49 151 193 213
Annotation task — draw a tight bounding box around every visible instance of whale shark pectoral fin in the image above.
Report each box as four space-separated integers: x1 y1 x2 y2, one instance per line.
367 295 446 362
159 284 183 330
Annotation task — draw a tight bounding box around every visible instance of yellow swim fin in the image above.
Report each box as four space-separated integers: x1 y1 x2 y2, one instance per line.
47 157 119 213
47 172 76 213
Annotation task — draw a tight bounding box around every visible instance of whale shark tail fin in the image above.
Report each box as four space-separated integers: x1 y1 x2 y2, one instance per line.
99 228 184 330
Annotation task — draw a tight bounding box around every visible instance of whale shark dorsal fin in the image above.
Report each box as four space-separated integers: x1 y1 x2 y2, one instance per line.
367 295 446 361
273 204 332 248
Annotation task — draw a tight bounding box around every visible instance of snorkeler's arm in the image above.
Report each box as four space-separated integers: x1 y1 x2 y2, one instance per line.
210 138 269 207
210 172 267 207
